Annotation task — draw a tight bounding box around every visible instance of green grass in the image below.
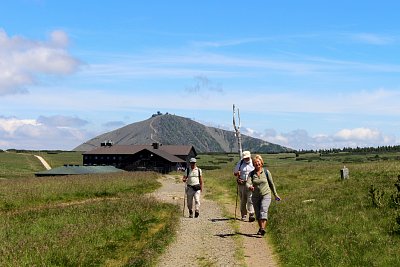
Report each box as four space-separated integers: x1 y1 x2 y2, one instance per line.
0 171 179 266
268 160 400 266
0 152 43 179
36 151 83 168
2 150 400 266
197 152 400 267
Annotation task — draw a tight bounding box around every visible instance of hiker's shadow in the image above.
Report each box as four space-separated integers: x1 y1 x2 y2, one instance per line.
209 217 262 238
215 232 262 239
209 216 244 222
209 217 232 222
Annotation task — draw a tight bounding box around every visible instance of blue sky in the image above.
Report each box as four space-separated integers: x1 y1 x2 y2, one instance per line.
1 0 400 151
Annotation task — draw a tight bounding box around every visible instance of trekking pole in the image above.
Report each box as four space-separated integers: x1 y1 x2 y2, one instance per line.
182 183 186 217
234 183 239 220
233 104 243 220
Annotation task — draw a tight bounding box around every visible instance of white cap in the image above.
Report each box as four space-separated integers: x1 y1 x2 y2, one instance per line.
242 151 251 158
189 158 197 163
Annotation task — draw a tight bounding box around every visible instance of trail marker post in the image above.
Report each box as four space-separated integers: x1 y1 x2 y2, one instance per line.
340 166 349 180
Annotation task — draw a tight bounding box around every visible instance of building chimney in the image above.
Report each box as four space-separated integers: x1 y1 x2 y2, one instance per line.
152 142 160 149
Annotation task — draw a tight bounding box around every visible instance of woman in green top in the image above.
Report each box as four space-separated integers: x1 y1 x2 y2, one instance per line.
247 154 281 236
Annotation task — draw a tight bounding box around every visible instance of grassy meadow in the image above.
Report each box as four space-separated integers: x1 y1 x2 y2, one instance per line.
0 152 179 266
201 152 400 266
1 150 400 266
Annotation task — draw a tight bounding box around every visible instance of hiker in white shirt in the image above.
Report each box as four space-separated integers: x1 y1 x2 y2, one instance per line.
233 151 255 222
182 158 203 218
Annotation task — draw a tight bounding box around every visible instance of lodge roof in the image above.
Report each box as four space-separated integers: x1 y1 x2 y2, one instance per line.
145 148 185 163
83 144 195 157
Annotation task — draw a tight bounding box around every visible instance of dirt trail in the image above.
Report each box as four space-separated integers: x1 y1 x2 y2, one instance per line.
153 174 279 267
149 117 158 143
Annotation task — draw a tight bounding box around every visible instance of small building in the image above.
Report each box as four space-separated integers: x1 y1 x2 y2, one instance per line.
82 143 197 173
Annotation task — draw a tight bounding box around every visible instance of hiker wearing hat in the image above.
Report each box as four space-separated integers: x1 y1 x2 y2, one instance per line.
182 158 203 218
233 151 255 222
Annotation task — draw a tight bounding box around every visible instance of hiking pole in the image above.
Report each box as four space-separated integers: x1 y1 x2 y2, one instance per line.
234 183 239 220
233 104 243 220
182 183 186 217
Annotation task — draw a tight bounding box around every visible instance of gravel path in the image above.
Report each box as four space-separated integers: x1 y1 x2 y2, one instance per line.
153 175 279 267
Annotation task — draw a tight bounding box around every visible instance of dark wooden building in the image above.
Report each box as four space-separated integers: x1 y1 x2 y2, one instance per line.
82 143 197 173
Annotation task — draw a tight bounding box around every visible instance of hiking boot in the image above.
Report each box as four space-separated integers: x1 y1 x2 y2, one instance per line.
189 210 193 218
195 211 199 218
241 215 247 221
257 228 266 236
249 213 255 222
260 229 266 236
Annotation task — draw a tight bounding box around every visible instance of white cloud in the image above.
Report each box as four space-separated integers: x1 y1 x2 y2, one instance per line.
50 30 69 47
0 29 80 96
37 115 88 127
241 127 397 150
333 128 381 141
0 116 90 150
0 116 39 134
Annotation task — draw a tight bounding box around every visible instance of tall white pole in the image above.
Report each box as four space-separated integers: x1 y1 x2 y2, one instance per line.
233 104 243 159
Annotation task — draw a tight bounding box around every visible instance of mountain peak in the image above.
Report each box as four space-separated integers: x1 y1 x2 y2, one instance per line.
73 114 291 153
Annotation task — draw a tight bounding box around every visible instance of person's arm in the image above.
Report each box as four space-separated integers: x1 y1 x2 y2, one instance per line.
246 172 254 191
182 168 188 182
233 161 240 177
199 169 203 192
266 170 281 201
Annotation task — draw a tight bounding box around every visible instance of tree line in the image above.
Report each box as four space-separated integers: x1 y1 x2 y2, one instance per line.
296 145 400 155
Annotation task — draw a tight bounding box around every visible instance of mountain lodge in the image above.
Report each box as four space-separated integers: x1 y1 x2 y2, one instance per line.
82 142 197 173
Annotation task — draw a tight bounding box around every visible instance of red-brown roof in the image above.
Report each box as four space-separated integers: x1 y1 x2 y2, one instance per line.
83 144 195 163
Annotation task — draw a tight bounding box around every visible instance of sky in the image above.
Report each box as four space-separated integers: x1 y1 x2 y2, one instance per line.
1 0 400 151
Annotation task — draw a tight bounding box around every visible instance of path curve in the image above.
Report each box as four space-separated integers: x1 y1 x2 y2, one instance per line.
149 117 158 143
34 155 51 170
153 174 279 267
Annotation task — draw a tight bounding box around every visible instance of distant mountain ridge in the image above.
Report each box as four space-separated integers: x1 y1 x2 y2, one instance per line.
73 114 292 153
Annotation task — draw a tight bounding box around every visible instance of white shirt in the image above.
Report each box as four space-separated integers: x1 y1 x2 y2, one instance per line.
234 159 254 181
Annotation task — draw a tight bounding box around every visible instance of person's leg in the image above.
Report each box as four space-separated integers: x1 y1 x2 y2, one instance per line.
187 187 195 217
252 195 261 227
258 196 272 235
194 190 201 217
238 184 247 219
246 190 255 222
